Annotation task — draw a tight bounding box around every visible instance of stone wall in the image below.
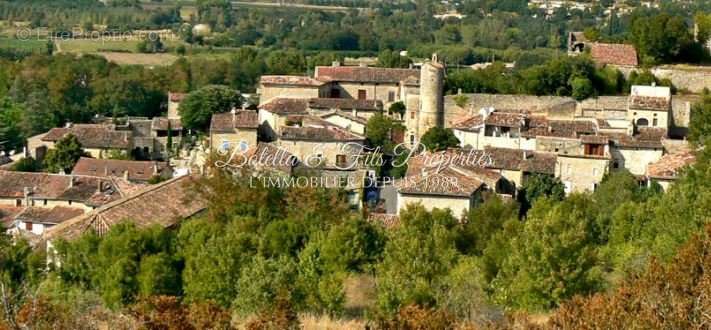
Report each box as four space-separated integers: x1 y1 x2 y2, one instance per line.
615 65 711 94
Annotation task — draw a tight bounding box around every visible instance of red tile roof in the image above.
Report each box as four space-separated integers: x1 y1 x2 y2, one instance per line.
210 111 259 133
315 66 420 84
0 171 131 207
42 124 131 149
646 150 696 179
71 158 170 182
259 75 326 87
44 175 206 241
590 43 638 66
308 98 383 111
280 126 364 142
398 166 486 197
151 118 183 131
628 95 670 111
15 206 84 225
259 98 309 115
484 147 557 175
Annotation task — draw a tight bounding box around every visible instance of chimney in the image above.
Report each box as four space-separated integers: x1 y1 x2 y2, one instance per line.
153 163 159 175
331 61 341 67
96 179 102 193
522 150 531 159
64 122 73 128
123 170 129 181
352 109 357 117
359 62 367 68
68 175 73 188
23 187 32 206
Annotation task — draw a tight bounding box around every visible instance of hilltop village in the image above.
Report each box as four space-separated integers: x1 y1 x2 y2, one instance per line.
0 50 700 248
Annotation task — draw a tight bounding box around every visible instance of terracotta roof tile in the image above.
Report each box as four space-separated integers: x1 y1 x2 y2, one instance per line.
308 98 383 111
0 171 130 207
590 43 638 66
259 75 326 87
629 95 670 111
15 206 84 225
71 158 170 182
484 147 557 175
42 124 131 149
151 118 183 131
210 111 259 133
315 66 420 84
44 175 206 241
398 166 485 197
259 98 309 115
646 150 696 179
280 126 364 142
452 115 484 132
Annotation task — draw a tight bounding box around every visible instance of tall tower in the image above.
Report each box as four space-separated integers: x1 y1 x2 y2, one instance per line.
418 54 445 138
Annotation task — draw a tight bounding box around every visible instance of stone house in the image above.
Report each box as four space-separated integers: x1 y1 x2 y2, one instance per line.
43 175 205 242
257 56 445 145
645 150 696 191
71 157 172 183
396 151 508 217
209 110 259 153
30 124 133 160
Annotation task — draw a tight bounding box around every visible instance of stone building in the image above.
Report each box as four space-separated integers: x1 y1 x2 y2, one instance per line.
209 110 259 153
71 157 172 183
256 55 445 145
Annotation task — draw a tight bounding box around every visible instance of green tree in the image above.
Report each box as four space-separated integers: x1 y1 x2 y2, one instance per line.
43 134 89 173
518 174 565 214
10 157 42 172
137 253 181 297
630 14 694 64
0 97 25 153
136 34 164 53
365 113 395 150
458 195 519 256
388 101 406 118
419 127 460 151
376 50 412 68
376 205 460 315
318 218 385 273
688 91 711 147
178 85 243 131
570 76 594 101
233 255 303 316
491 195 602 311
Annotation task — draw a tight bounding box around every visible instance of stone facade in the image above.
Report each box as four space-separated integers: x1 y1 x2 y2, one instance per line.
555 155 610 193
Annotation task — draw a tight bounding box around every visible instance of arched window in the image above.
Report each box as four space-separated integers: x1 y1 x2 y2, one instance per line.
636 118 649 127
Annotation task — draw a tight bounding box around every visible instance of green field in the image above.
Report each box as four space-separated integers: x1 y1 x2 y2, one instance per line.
0 37 47 52
56 38 185 53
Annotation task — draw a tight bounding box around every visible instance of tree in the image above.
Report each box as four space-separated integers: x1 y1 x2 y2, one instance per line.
10 157 42 172
0 97 25 153
688 91 711 147
136 34 165 53
458 195 519 256
491 195 602 311
388 101 406 118
570 76 594 101
43 134 88 173
318 218 385 273
630 14 694 64
551 223 711 329
178 85 243 131
419 127 460 151
365 113 395 150
376 205 460 315
518 174 565 214
376 50 412 68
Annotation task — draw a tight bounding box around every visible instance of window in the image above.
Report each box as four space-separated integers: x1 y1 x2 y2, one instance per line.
15 199 21 207
25 222 32 231
613 161 620 169
410 112 415 120
220 140 231 152
567 164 572 175
43 199 47 206
358 89 367 100
410 134 415 145
388 91 395 102
330 88 340 98
336 154 347 166
593 168 598 176
653 118 658 126
636 118 649 127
